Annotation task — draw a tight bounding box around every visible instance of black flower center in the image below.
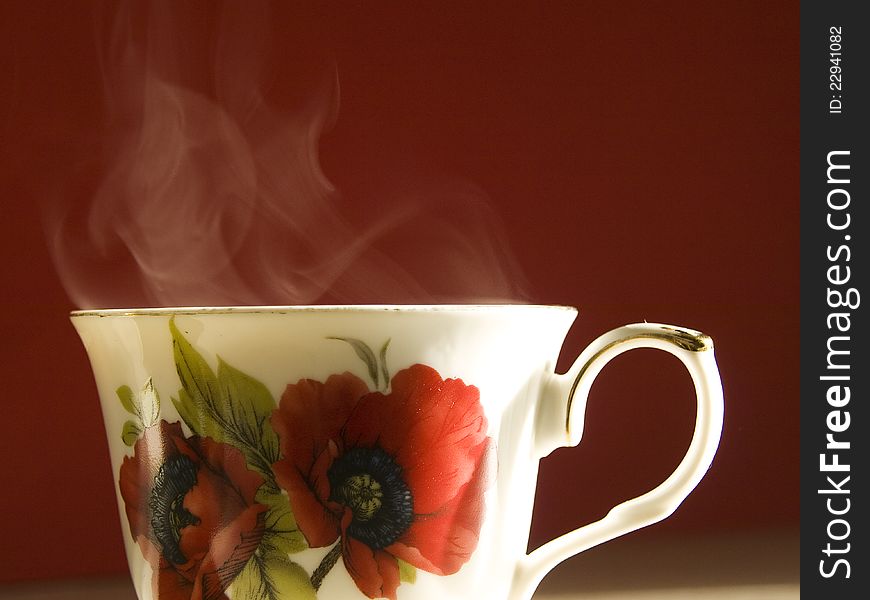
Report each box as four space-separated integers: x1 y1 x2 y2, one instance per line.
149 454 201 564
328 446 413 549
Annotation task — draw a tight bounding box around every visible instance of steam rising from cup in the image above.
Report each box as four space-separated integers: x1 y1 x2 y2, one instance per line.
43 2 528 308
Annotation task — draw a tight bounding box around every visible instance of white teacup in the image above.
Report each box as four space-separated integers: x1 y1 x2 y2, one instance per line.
72 305 723 600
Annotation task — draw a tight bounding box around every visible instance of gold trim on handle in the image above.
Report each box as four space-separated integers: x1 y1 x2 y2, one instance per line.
565 326 713 433
650 326 714 352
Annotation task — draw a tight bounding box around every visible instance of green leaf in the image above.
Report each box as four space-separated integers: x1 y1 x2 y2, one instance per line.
171 387 224 442
217 358 280 467
169 318 278 480
328 337 379 387
116 385 139 418
230 552 315 600
171 390 202 436
139 378 161 427
379 338 391 389
170 318 222 421
121 420 141 446
398 558 417 584
255 488 307 555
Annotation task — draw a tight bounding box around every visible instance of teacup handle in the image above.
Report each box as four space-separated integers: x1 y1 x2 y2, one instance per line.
512 323 724 599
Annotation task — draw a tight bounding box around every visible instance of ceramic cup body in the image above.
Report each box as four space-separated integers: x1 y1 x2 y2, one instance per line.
72 306 723 600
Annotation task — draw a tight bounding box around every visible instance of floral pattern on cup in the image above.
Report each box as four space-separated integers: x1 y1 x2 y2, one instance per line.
119 421 267 600
273 364 490 598
115 318 492 600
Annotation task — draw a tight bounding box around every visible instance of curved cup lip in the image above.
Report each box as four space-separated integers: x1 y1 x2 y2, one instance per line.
70 304 578 318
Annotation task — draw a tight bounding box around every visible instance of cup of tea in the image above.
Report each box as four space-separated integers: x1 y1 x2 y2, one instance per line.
72 305 723 600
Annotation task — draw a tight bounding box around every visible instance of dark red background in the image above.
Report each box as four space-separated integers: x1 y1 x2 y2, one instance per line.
0 1 798 583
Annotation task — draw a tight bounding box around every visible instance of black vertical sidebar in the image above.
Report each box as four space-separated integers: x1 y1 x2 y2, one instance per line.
801 0 868 597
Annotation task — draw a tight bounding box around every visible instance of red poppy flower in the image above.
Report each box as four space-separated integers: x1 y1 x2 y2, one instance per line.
272 365 491 600
118 421 267 600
